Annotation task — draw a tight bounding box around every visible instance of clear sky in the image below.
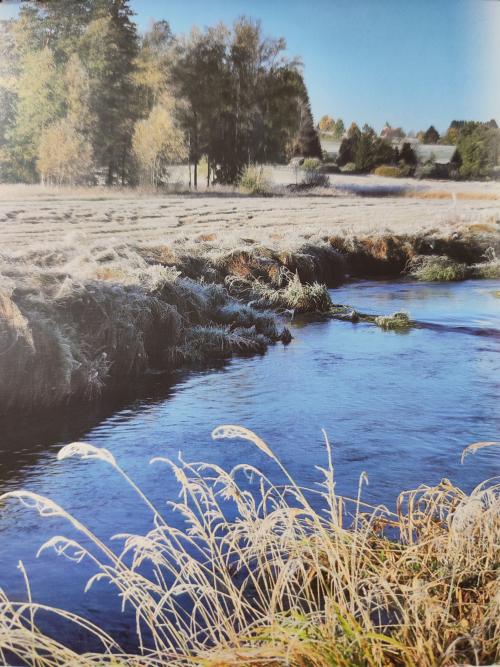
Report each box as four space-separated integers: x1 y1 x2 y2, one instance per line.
1 0 498 132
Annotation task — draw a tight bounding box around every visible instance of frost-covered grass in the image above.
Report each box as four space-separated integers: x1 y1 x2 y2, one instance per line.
0 242 288 412
0 184 498 412
226 271 332 313
0 431 498 666
472 259 500 279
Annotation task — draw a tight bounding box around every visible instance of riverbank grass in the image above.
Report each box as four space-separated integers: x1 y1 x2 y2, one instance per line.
408 255 469 281
0 430 498 667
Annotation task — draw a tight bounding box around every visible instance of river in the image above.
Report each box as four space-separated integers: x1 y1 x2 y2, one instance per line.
0 278 498 650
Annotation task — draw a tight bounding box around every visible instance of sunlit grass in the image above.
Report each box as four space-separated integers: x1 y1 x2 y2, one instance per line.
374 311 412 331
408 256 470 282
0 429 498 666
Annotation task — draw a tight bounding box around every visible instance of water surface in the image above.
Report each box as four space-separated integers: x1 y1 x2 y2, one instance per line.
0 279 498 648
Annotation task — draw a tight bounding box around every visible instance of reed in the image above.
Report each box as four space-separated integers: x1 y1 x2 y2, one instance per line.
0 430 498 666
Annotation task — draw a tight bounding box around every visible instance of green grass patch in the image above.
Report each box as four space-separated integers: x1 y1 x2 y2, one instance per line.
408 255 470 281
375 311 412 330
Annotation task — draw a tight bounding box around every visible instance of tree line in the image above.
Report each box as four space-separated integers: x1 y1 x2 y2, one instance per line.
317 115 500 179
0 0 322 187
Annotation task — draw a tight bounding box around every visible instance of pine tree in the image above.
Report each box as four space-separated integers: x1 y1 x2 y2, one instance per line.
293 75 322 159
79 0 140 184
423 125 440 144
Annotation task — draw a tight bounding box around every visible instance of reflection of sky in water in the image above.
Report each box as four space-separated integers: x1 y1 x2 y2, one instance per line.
0 279 498 648
333 279 500 329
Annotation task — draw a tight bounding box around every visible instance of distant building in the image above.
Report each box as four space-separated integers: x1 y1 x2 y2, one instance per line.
319 138 342 160
380 125 405 142
413 144 456 165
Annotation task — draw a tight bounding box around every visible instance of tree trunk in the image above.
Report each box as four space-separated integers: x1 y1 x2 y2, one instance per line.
107 163 113 186
121 148 126 186
193 113 198 189
207 157 210 188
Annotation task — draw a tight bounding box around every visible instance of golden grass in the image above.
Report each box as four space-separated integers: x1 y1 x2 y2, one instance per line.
0 429 498 666
405 190 500 201
467 223 498 234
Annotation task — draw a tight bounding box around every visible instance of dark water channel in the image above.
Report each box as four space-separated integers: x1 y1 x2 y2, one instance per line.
0 279 498 650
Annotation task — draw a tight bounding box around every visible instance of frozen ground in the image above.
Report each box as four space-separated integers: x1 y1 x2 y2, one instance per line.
0 174 499 254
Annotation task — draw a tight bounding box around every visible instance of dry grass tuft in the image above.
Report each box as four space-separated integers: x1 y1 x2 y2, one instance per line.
226 270 332 314
471 259 500 280
0 432 498 666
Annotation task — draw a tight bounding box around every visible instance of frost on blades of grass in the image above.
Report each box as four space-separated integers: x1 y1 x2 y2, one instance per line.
0 432 498 667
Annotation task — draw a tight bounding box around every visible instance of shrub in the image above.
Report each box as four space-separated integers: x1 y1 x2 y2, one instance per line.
399 141 418 166
301 157 321 171
298 157 329 187
415 159 452 180
415 157 436 179
341 161 357 173
239 165 270 195
373 165 402 178
301 169 329 188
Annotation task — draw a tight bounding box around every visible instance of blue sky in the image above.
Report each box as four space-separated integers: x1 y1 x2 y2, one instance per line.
1 0 498 132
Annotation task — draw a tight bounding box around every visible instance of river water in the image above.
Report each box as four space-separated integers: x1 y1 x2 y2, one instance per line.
0 279 498 649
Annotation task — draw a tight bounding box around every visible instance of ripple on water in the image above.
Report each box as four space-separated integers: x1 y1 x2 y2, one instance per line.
0 278 498 647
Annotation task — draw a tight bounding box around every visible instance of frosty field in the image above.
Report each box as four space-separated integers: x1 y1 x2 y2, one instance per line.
1 175 499 254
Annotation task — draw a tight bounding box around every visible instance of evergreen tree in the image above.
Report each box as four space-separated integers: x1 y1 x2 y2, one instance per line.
79 0 140 184
293 75 322 159
423 125 440 144
337 122 360 166
400 142 417 166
